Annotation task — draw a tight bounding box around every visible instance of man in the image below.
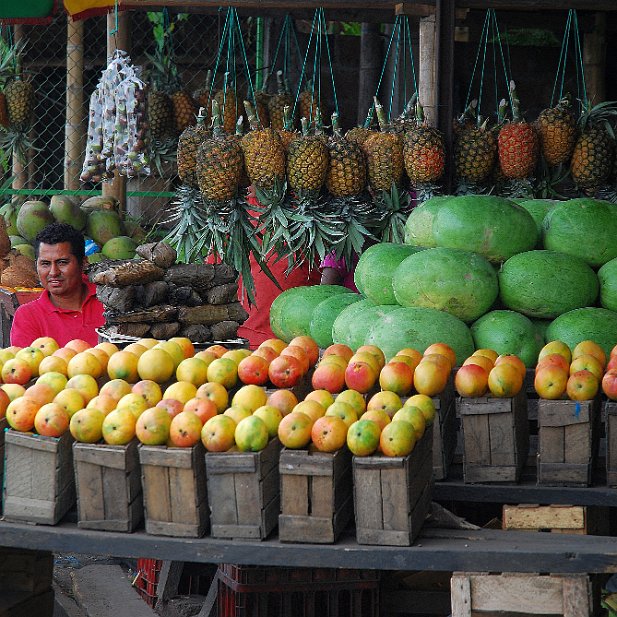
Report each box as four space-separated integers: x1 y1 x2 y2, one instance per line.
10 222 105 347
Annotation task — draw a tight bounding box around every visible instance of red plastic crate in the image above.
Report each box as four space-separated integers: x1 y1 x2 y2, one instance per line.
217 565 379 617
134 558 162 607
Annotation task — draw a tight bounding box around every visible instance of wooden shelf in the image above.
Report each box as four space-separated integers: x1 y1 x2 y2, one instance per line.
1 518 617 573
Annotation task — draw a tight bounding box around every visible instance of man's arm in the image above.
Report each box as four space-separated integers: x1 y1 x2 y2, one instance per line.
10 305 42 347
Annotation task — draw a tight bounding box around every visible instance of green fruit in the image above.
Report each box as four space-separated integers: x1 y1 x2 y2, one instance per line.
80 196 119 213
354 243 423 305
123 219 148 244
365 306 475 363
16 201 54 243
403 195 451 248
87 253 106 264
392 247 498 322
102 236 138 260
432 195 538 263
86 210 124 247
49 195 87 231
598 257 617 312
517 198 560 243
269 285 349 342
471 310 544 368
332 301 399 350
499 250 599 319
309 293 363 349
14 244 35 260
543 197 617 268
9 235 26 247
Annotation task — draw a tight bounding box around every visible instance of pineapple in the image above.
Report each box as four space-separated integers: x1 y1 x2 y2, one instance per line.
147 89 175 140
391 95 418 134
364 97 404 192
196 100 244 202
277 105 298 150
171 90 197 134
570 101 617 192
177 107 211 189
454 110 497 185
297 79 320 126
286 117 329 195
497 81 539 180
536 95 577 166
403 101 445 185
241 100 286 193
326 112 367 198
214 75 239 135
191 69 213 118
4 77 34 133
0 93 7 128
268 71 294 132
254 89 270 127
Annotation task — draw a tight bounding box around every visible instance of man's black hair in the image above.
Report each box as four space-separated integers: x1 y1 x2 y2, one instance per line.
34 222 85 261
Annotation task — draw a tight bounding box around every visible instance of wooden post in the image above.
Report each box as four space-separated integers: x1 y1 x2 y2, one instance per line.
11 25 27 198
583 13 606 104
65 18 84 191
102 11 130 211
357 22 381 126
419 15 437 126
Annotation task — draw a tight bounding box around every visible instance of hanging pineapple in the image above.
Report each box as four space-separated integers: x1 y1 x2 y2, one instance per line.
191 69 213 120
391 95 418 134
297 79 321 127
177 107 211 189
254 88 270 128
286 117 329 195
277 105 298 150
0 39 17 129
345 108 377 151
536 94 577 167
497 81 538 196
268 70 294 132
147 88 175 141
213 72 239 135
403 100 445 198
570 100 617 192
364 97 404 193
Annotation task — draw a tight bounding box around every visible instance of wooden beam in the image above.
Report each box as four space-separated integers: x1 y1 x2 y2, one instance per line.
396 2 468 19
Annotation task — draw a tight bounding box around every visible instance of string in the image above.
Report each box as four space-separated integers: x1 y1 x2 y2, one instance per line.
465 10 490 113
388 18 402 122
573 10 587 107
292 9 318 122
321 8 339 117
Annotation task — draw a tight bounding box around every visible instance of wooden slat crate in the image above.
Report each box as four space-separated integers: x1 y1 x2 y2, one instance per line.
502 504 610 535
537 397 600 487
459 389 528 483
353 424 433 546
451 572 595 617
0 590 55 617
3 430 75 525
0 417 8 494
278 446 353 543
73 439 143 532
206 437 281 540
431 384 457 481
139 443 209 538
605 401 617 487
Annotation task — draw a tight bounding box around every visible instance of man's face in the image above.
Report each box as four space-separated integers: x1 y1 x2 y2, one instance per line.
36 242 84 297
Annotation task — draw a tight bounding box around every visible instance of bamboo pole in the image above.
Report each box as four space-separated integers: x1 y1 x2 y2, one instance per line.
419 15 437 126
583 13 606 104
102 11 130 211
11 25 27 199
65 18 84 191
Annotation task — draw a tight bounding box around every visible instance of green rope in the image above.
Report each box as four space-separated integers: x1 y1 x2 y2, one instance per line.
573 10 588 108
321 8 339 117
232 8 259 118
209 9 232 102
387 17 402 122
465 10 490 112
551 10 572 106
292 10 319 122
404 18 418 106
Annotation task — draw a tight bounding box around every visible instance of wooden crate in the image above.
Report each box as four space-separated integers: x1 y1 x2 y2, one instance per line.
139 443 209 538
502 504 610 535
206 437 281 540
3 430 75 525
537 397 600 487
451 572 594 617
353 424 433 546
73 439 143 532
459 389 528 483
278 446 353 544
431 384 457 481
605 401 617 487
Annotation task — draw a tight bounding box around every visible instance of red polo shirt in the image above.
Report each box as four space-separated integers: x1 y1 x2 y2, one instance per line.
10 277 105 348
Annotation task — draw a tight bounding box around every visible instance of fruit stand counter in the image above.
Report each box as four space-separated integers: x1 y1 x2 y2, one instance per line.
1 519 617 574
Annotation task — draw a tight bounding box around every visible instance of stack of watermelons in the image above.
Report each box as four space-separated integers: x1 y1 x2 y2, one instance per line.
269 194 617 365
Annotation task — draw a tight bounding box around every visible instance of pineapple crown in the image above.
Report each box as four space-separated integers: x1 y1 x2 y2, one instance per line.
373 97 392 132
578 99 617 137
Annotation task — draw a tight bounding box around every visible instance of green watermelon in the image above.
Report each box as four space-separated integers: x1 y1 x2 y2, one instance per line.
432 195 538 262
597 257 617 312
545 307 617 358
517 198 560 245
543 197 617 268
364 306 475 363
309 293 363 349
531 318 552 344
471 310 544 367
392 247 498 322
269 285 349 342
332 301 399 350
354 243 422 305
498 250 599 319
403 195 451 247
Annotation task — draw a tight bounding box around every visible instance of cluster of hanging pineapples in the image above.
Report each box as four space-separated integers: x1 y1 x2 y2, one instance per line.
453 80 617 196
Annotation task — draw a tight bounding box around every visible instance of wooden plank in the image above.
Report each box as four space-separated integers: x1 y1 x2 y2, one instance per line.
139 446 194 469
503 505 586 531
353 467 383 532
562 576 592 617
450 574 472 617
538 463 591 487
539 425 565 464
538 400 592 426
280 474 308 516
310 475 334 517
564 423 591 465
278 515 336 543
606 403 617 486
488 411 515 467
462 413 490 464
463 465 519 483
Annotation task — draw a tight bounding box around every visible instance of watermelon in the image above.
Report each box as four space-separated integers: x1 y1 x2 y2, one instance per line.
269 285 348 342
354 243 423 305
471 310 544 367
498 250 599 319
332 301 399 350
545 307 617 358
392 247 498 322
517 198 560 245
309 293 363 349
432 194 538 262
364 306 475 363
543 197 617 268
531 318 552 344
597 257 617 312
403 195 451 247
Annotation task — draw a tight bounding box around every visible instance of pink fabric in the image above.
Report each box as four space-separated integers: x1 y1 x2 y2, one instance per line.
320 253 358 292
11 277 105 347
